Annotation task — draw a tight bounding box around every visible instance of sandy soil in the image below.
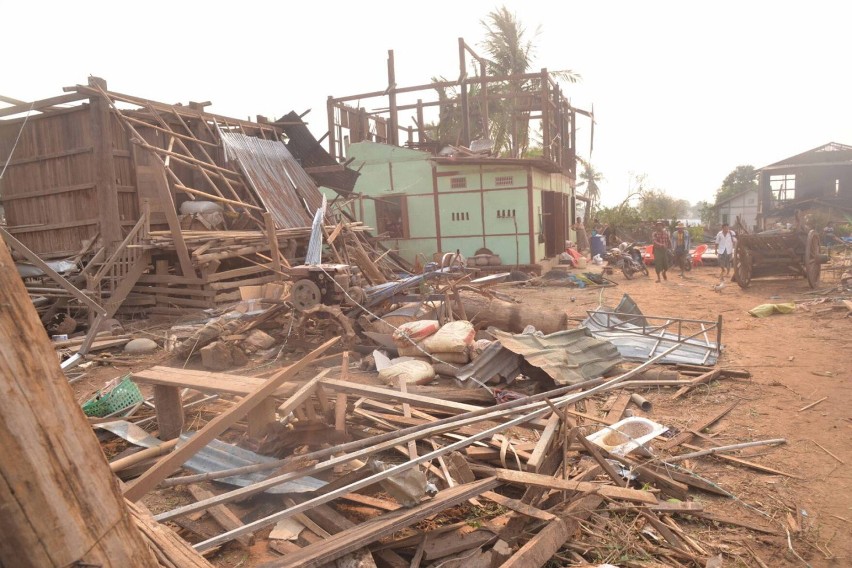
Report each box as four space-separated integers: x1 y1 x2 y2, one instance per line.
73 262 851 567
513 264 851 566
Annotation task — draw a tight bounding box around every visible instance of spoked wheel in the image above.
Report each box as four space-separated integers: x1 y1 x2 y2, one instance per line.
734 246 752 289
804 229 821 288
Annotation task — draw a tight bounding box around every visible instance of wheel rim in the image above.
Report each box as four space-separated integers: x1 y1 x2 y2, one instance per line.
734 247 751 288
292 279 322 311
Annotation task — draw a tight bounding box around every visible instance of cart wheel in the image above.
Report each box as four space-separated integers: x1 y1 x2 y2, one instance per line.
734 246 752 289
804 229 821 288
292 279 322 311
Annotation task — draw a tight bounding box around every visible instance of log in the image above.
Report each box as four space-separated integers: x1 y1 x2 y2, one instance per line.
458 292 568 334
0 239 195 567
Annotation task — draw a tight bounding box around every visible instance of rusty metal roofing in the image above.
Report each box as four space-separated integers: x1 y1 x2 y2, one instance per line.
278 111 360 193
220 131 324 230
457 328 622 386
583 294 721 366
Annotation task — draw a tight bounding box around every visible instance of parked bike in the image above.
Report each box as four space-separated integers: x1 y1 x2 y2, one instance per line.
605 245 649 279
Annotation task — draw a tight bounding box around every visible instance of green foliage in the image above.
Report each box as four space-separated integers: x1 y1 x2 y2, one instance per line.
716 165 757 203
577 157 603 219
688 225 705 243
696 200 716 227
638 189 689 221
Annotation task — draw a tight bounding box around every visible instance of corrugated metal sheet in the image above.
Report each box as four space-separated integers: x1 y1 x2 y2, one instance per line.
455 341 522 385
220 131 324 230
457 329 622 386
278 111 360 193
582 294 720 366
179 434 326 494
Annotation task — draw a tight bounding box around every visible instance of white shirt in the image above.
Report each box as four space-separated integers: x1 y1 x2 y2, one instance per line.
715 230 736 254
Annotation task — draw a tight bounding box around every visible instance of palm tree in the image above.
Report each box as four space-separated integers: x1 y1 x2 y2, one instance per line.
479 7 580 158
577 157 603 220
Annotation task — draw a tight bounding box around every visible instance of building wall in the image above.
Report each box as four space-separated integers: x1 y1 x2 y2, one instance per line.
336 141 560 265
717 190 759 231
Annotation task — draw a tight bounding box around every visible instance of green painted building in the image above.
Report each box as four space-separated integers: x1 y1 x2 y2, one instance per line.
323 141 577 267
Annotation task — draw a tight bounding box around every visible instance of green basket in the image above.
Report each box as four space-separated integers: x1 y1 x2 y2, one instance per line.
82 375 144 418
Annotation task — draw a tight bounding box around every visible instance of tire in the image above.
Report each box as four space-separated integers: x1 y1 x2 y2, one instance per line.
621 264 634 279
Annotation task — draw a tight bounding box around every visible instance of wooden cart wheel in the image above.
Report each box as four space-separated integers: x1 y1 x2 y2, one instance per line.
804 229 821 288
734 245 752 289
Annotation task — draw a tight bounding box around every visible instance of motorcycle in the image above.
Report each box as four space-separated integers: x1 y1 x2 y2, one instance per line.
604 244 649 279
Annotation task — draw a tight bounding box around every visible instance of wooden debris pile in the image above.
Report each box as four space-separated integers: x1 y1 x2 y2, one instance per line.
89 331 802 568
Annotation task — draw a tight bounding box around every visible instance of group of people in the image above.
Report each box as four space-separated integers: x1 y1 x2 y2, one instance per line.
650 220 737 283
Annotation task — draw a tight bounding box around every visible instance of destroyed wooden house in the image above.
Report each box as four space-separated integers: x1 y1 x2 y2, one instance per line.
757 141 852 227
322 39 593 269
0 77 397 322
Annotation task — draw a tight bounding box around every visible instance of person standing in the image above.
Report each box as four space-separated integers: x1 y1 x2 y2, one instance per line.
572 217 590 253
715 222 737 281
672 222 691 277
652 220 671 282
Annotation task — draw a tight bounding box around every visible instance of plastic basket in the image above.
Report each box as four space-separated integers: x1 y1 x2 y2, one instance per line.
82 375 144 417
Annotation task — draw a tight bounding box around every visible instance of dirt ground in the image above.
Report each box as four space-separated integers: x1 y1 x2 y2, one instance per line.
73 261 851 567
514 263 851 567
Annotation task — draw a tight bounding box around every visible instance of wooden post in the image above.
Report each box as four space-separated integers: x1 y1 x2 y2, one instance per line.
88 76 122 251
327 96 337 160
540 69 550 162
458 38 470 146
416 99 425 144
0 238 158 567
387 50 399 147
480 59 489 137
263 211 282 276
153 385 184 441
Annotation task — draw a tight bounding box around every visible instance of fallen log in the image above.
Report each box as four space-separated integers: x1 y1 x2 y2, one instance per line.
458 292 568 334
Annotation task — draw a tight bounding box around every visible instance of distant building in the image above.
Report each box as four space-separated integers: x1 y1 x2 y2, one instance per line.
757 142 852 228
716 188 758 232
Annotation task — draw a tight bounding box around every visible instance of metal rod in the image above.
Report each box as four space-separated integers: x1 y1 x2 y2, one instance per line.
159 343 684 550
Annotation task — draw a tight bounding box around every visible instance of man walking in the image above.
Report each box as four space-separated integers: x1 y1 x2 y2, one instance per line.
652 220 671 282
673 222 691 277
715 222 737 281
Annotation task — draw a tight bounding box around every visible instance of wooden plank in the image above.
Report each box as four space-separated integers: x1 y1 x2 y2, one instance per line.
494 469 657 504
572 428 626 487
661 402 737 450
501 495 603 568
0 92 87 118
481 491 555 521
0 182 96 202
123 337 338 501
680 443 801 478
526 412 560 472
186 485 253 548
132 366 300 398
671 369 722 400
259 478 498 568
321 379 482 414
604 391 631 423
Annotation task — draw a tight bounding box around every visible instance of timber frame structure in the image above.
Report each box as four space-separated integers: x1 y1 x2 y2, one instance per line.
326 38 592 177
0 77 392 322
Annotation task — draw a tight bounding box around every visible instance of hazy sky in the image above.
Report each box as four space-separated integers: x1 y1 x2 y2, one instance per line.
3 1 849 206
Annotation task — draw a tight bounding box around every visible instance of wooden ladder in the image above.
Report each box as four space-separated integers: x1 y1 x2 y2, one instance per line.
88 208 150 318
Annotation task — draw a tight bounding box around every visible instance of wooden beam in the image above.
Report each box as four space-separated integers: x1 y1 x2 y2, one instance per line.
186 486 253 548
259 478 498 568
493 469 657 504
501 495 603 568
320 379 481 414
0 235 164 567
0 92 87 118
123 337 338 501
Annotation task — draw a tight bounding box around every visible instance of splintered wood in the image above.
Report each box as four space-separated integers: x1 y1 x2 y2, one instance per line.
71 294 789 568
